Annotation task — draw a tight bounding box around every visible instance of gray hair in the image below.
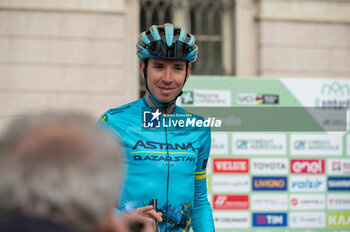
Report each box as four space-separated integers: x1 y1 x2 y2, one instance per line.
0 112 123 232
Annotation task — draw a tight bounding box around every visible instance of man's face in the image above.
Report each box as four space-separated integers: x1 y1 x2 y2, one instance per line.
141 58 190 103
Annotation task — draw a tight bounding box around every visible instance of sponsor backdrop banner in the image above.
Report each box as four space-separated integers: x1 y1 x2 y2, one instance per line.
177 77 350 232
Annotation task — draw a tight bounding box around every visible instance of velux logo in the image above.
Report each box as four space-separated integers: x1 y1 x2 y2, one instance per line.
143 109 161 128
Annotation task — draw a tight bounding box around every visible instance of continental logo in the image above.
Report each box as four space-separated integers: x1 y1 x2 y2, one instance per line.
132 140 195 151
252 177 287 191
328 213 350 228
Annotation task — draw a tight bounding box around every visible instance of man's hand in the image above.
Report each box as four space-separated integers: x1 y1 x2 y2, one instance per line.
113 214 154 232
129 205 163 222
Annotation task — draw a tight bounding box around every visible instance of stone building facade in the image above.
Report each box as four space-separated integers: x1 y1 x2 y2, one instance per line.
0 0 349 132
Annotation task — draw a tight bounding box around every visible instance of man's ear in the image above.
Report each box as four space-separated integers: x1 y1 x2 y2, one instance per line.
140 61 145 79
186 65 191 81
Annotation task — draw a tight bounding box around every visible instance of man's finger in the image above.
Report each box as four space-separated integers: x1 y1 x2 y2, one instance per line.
145 210 163 222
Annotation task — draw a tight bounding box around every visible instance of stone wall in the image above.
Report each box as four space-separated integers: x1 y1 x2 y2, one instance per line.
0 0 140 132
258 0 350 78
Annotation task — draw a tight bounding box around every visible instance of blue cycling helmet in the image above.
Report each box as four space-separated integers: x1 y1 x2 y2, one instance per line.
137 23 198 63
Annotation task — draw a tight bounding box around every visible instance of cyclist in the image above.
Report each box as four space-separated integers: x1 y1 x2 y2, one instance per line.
98 23 214 232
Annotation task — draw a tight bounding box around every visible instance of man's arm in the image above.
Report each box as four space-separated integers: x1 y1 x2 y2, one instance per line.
191 129 215 232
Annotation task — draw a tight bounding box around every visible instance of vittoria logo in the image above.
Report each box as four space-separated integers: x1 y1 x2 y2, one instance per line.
291 159 325 174
213 158 249 173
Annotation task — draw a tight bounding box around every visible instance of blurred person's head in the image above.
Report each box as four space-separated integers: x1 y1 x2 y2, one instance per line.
0 112 123 232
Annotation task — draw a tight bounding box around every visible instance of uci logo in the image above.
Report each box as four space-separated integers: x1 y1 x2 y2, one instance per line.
237 93 256 104
143 109 161 128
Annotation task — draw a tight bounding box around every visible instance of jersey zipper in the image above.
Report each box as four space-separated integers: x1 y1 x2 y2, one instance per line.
164 107 170 232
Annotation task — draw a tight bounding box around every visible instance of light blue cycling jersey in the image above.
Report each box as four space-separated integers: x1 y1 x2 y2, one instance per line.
98 96 214 232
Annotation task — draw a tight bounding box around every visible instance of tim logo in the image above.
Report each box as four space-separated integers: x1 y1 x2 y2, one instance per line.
253 213 287 227
291 159 325 174
143 109 161 128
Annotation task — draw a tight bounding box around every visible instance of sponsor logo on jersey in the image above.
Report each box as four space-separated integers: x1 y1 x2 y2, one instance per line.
213 195 249 210
328 177 350 191
212 175 250 193
213 212 250 228
328 213 350 228
251 158 288 174
213 158 249 173
290 159 325 174
252 177 287 191
98 113 108 122
289 194 325 210
108 105 131 115
232 133 286 155
327 159 350 175
132 140 195 151
251 194 288 211
252 213 287 227
132 140 197 163
290 212 326 228
328 194 350 210
290 176 326 192
237 93 279 105
133 155 195 162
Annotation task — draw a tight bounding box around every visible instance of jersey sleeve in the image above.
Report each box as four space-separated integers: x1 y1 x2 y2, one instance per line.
97 111 125 216
191 128 215 232
97 111 123 141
